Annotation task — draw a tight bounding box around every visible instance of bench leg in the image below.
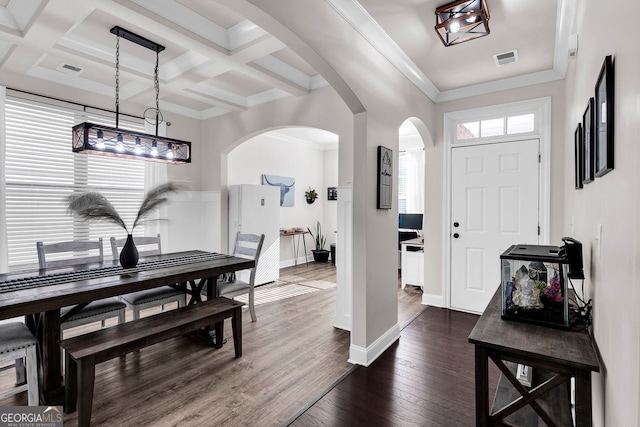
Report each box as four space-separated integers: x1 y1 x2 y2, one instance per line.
64 354 77 414
77 356 96 427
214 321 224 349
231 306 242 358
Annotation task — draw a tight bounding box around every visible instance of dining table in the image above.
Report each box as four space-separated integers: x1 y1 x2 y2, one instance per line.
0 250 254 405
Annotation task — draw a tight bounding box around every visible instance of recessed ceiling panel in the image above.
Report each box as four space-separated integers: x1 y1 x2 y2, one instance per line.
359 0 557 91
176 0 245 29
208 70 271 97
63 9 185 67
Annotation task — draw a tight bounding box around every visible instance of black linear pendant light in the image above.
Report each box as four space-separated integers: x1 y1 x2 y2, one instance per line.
72 26 191 164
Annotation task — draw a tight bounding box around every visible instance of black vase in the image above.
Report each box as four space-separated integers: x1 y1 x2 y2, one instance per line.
119 234 139 268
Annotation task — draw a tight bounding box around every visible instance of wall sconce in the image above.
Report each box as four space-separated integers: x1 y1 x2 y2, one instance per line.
72 26 191 164
435 0 490 47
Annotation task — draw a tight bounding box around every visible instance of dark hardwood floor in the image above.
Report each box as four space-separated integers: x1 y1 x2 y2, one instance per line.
291 307 500 427
0 262 493 426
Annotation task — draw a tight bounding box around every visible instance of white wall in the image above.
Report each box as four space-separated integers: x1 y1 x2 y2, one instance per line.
563 0 640 425
227 131 338 266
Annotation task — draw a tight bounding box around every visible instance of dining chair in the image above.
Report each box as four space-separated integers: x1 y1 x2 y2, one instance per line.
206 232 265 322
0 322 39 405
36 239 126 330
110 234 186 320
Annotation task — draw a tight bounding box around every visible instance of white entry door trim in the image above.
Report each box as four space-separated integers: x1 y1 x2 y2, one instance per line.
442 97 551 313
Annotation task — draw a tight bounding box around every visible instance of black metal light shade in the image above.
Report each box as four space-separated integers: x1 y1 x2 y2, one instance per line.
435 0 490 47
73 122 191 164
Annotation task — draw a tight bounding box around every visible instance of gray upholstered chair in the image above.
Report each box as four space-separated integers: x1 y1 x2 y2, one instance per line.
208 232 264 322
0 322 39 405
36 239 126 330
111 234 186 320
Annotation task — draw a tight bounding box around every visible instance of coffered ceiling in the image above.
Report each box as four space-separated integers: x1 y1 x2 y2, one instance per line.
0 0 576 123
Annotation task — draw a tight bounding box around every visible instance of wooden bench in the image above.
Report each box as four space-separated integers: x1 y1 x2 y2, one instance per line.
61 297 244 427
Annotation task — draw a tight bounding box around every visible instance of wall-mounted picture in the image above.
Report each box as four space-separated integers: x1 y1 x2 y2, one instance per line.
328 187 337 201
582 98 595 185
377 146 393 210
262 174 295 206
574 123 583 189
595 55 614 177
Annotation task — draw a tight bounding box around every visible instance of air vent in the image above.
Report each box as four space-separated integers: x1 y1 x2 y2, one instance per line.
493 50 519 67
56 63 84 75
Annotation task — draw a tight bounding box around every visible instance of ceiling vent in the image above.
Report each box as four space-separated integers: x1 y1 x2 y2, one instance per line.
493 50 519 67
57 63 84 76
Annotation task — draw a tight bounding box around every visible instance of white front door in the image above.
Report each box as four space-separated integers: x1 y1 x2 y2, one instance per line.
450 139 540 313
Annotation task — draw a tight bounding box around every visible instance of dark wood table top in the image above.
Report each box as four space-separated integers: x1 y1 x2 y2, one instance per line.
469 289 600 372
0 250 254 320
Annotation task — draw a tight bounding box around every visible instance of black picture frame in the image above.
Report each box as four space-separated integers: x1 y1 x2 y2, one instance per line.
327 187 337 201
595 55 614 177
574 123 583 189
377 146 392 209
582 98 595 185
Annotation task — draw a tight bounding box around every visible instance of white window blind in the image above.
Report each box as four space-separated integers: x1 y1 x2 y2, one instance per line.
398 151 407 214
4 97 146 268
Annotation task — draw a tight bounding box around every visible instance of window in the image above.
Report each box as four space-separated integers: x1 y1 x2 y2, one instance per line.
456 113 535 141
4 96 146 267
398 151 407 213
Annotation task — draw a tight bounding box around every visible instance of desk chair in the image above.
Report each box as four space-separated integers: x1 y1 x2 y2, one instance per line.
110 234 186 320
0 322 38 405
36 239 126 330
206 232 264 322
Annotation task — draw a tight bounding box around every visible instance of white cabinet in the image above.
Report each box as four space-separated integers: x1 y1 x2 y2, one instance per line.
401 238 424 290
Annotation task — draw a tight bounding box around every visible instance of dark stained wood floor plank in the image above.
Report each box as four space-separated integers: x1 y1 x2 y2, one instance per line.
290 307 500 427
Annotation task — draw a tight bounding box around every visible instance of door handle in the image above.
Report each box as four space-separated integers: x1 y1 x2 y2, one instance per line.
453 233 460 239
453 222 460 228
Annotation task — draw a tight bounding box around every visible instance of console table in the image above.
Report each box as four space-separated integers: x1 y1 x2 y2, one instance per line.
280 230 308 266
469 289 600 426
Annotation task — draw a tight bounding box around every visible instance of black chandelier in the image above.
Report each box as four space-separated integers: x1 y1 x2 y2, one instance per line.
72 26 191 164
435 0 490 47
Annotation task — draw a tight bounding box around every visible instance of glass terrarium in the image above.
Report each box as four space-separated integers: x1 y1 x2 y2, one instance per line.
500 244 570 329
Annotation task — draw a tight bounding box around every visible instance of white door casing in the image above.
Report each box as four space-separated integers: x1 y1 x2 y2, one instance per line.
450 139 540 313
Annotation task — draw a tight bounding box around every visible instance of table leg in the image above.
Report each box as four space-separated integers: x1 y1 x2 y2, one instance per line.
475 346 490 427
574 370 592 426
302 234 308 266
42 310 63 403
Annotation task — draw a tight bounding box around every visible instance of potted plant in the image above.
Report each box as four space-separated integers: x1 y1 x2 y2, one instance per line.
305 188 318 204
307 220 330 262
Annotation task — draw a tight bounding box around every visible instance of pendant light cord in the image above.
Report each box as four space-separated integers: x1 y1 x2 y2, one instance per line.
154 51 159 136
115 35 120 129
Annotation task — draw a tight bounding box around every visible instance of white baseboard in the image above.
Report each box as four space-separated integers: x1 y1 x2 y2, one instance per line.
422 293 444 307
348 322 400 366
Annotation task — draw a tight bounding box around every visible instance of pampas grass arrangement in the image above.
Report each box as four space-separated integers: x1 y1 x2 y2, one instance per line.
66 182 184 233
66 182 184 267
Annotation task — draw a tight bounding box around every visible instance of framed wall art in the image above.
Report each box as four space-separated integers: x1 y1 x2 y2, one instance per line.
262 174 295 206
377 146 392 209
594 55 614 177
327 187 337 200
574 123 583 189
582 98 594 185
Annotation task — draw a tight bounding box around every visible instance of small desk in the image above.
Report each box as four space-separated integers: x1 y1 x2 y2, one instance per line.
469 289 600 426
280 230 308 266
0 251 254 404
400 237 423 289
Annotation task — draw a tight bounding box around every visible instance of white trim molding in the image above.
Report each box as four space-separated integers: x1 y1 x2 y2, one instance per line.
348 322 400 366
422 293 444 307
